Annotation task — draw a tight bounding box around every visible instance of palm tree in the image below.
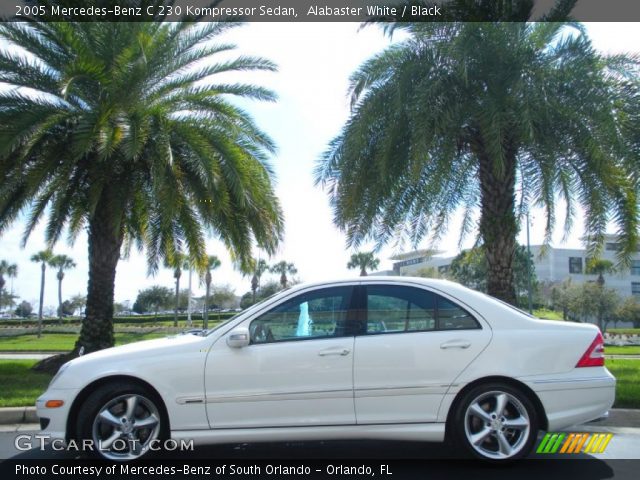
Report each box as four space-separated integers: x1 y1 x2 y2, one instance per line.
166 252 188 328
270 261 297 289
250 259 270 303
182 255 195 328
586 259 616 287
315 3 639 305
50 254 76 324
0 260 17 293
0 20 283 359
7 263 17 296
0 260 17 313
202 255 221 329
30 249 53 338
347 251 380 276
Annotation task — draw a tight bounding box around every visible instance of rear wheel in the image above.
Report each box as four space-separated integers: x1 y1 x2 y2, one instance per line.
452 383 538 461
76 382 167 461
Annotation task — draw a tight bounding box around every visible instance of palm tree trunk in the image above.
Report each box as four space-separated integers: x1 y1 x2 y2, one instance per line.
204 282 210 329
477 146 518 305
37 262 45 339
57 273 63 325
75 199 123 354
360 267 367 276
174 274 180 328
251 274 258 303
187 268 193 327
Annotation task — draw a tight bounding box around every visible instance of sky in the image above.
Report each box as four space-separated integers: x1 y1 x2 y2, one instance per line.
0 21 639 311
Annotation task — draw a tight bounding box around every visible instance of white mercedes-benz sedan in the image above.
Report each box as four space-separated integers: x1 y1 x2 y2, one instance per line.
36 277 615 462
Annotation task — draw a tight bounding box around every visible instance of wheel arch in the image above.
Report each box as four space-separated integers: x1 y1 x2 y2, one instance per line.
444 375 548 438
65 374 170 443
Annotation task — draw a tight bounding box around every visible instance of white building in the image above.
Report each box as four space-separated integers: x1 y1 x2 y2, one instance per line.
383 235 640 299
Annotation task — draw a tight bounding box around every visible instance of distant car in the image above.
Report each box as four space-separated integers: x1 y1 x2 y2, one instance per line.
37 277 614 461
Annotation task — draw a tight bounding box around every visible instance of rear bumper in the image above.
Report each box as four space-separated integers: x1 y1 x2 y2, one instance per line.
520 367 616 431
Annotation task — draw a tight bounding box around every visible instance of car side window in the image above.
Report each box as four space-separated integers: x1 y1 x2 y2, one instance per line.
366 285 436 334
365 285 480 334
250 287 352 344
437 296 480 330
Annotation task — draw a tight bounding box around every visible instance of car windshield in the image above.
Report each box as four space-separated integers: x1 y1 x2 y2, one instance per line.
203 287 291 335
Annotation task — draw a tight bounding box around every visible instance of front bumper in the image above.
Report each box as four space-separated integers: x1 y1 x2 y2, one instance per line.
35 388 80 440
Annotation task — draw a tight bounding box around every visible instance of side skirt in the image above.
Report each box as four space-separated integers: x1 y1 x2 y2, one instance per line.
171 423 445 446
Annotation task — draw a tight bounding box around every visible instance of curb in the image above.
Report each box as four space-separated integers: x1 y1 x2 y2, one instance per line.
0 407 38 425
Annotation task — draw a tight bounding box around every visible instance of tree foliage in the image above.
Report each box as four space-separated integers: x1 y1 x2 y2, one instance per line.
347 251 380 276
449 245 537 303
615 296 640 328
132 286 173 315
270 261 297 289
15 300 32 318
551 279 621 330
0 14 283 354
315 5 640 304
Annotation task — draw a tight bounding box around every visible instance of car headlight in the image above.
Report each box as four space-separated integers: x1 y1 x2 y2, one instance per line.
48 362 71 388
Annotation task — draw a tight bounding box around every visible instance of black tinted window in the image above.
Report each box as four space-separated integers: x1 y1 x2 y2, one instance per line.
366 285 436 334
365 285 479 334
437 296 480 330
250 287 352 344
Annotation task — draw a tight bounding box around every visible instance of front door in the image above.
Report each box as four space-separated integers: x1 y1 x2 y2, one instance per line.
205 285 356 428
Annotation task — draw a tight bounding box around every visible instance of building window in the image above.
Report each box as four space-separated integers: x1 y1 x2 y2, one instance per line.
606 242 640 252
569 257 583 274
632 260 640 276
633 283 640 298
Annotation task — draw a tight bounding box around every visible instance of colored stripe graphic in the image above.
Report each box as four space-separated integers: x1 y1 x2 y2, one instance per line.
537 432 613 454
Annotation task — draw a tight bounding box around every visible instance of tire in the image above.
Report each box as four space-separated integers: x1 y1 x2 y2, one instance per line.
451 382 538 462
76 381 168 461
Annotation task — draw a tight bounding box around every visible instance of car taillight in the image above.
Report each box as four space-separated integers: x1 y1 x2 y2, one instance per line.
575 332 605 367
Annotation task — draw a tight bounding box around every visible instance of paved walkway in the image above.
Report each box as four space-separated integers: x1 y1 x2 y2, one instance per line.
0 353 54 360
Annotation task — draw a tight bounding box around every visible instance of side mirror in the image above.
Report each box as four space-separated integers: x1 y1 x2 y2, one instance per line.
226 327 250 348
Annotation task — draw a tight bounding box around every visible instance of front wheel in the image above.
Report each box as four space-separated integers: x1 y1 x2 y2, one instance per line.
452 383 538 461
76 382 167 461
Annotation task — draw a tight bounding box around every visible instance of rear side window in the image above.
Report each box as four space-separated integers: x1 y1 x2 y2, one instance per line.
364 285 479 334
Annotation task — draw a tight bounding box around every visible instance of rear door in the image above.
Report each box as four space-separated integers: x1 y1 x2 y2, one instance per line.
353 283 491 424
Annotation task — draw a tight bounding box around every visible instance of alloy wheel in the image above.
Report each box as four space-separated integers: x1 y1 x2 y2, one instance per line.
463 390 531 460
92 393 161 461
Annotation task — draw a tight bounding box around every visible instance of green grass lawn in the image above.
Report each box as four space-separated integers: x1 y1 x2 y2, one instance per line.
606 345 640 355
533 309 564 320
607 359 640 409
0 360 53 407
0 332 167 352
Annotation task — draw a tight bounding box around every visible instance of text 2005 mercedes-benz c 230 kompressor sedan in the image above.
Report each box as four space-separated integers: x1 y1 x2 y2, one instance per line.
37 277 615 461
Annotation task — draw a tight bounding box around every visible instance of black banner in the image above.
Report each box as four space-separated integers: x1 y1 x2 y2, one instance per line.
2 458 640 480
1 0 640 22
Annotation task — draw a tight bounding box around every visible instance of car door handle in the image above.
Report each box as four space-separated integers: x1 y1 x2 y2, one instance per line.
440 340 471 349
318 348 351 356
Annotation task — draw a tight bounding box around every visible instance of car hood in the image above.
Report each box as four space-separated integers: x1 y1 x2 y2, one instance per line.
67 332 207 366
